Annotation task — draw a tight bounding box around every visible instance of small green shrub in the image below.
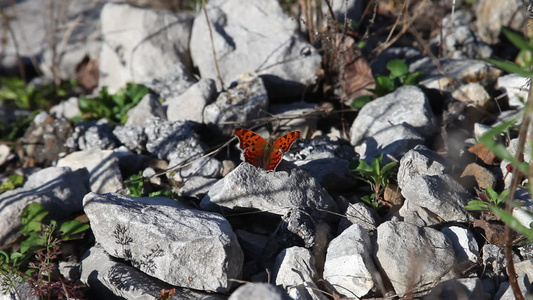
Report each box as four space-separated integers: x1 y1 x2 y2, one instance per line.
0 78 76 110
350 155 398 209
125 172 176 199
78 83 149 124
0 174 24 194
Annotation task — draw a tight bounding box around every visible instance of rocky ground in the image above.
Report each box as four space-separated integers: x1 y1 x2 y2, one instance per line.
0 0 532 299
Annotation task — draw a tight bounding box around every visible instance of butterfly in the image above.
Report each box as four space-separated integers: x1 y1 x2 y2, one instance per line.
233 128 301 171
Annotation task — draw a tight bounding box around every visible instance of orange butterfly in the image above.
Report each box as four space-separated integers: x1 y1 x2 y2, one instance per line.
233 128 301 171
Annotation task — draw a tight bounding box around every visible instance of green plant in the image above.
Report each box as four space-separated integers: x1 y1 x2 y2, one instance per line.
485 28 533 77
0 174 24 194
0 203 89 298
78 83 149 124
350 155 398 209
0 111 41 142
466 187 509 211
125 172 176 199
351 59 422 109
0 78 76 110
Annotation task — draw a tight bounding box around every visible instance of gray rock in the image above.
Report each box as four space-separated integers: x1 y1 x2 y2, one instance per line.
190 0 321 89
99 2 194 93
412 59 501 91
0 167 89 245
349 86 436 146
474 0 527 44
0 144 12 167
358 123 425 164
515 259 533 284
145 63 197 100
375 221 456 296
0 275 38 300
273 247 327 300
431 12 492 59
399 174 473 226
200 163 337 218
338 202 378 233
495 274 530 300
179 176 218 199
228 283 291 300
113 125 147 154
81 245 223 300
58 261 81 282
397 145 453 189
441 226 480 265
144 118 223 178
324 224 378 298
78 122 120 151
423 278 490 300
83 192 243 293
57 150 124 193
125 93 167 127
497 74 529 108
50 97 81 119
482 243 519 274
203 74 268 135
299 157 357 193
166 79 217 123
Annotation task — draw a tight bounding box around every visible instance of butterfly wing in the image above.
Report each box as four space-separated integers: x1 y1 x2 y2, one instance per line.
233 128 267 167
264 131 301 171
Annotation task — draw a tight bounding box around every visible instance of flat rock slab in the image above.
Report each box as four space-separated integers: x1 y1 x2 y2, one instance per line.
200 163 337 218
375 221 456 296
83 193 243 293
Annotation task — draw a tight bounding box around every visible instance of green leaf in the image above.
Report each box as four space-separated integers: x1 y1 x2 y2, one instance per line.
59 220 90 240
490 205 533 240
19 203 49 234
354 160 373 173
486 187 498 203
20 232 45 254
501 27 533 52
351 95 373 109
484 58 533 77
387 59 409 78
8 174 24 186
465 200 490 211
380 161 398 177
403 71 422 86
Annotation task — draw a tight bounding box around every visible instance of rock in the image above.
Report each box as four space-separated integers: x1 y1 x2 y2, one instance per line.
58 261 81 282
482 243 519 274
375 221 456 296
423 278 490 300
125 93 167 127
269 102 317 136
349 86 436 146
22 112 74 165
452 83 492 110
324 224 378 298
57 150 124 193
413 59 501 91
358 123 425 164
497 74 529 108
474 123 492 140
460 163 496 190
338 202 378 233
83 193 243 293
179 176 218 199
166 79 217 123
278 207 327 249
431 11 492 59
515 260 533 283
99 2 194 92
77 121 120 151
190 0 321 89
495 274 531 300
0 167 89 244
273 247 327 300
203 73 268 134
0 144 13 167
0 274 38 300
200 163 337 218
50 97 81 119
113 125 147 154
397 145 453 188
441 226 480 265
228 283 291 300
299 157 357 193
399 174 473 226
145 63 197 100
144 118 223 178
474 0 527 44
473 220 506 246
81 245 223 300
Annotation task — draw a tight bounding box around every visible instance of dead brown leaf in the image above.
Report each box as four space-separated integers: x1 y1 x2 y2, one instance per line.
467 143 497 165
75 55 99 93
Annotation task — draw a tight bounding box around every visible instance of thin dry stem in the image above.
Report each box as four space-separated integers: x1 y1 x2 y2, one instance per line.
202 0 225 89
